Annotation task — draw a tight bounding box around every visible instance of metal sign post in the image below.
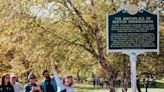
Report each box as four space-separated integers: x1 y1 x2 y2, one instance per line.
123 51 143 92
130 52 137 92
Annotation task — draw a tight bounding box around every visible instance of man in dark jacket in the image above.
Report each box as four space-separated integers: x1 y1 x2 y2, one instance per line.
137 75 142 92
41 70 57 92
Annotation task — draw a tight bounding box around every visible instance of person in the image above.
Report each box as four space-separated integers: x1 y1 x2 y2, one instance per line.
92 80 96 88
95 78 100 87
0 74 14 92
136 76 141 92
24 73 42 92
151 77 156 88
144 76 149 92
41 70 57 92
51 62 75 92
10 73 23 92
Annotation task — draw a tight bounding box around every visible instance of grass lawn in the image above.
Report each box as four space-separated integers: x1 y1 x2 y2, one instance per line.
75 87 164 92
74 80 164 92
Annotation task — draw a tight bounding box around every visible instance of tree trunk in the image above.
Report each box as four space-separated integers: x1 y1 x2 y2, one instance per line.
64 1 116 91
94 30 115 92
121 56 130 92
108 78 115 92
76 70 80 83
122 78 128 92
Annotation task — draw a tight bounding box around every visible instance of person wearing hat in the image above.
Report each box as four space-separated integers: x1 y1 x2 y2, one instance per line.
10 73 23 92
24 73 42 92
51 62 75 92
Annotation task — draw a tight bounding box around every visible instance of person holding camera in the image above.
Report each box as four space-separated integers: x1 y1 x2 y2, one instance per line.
24 73 42 92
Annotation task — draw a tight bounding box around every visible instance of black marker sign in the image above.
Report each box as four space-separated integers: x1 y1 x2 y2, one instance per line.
107 9 159 52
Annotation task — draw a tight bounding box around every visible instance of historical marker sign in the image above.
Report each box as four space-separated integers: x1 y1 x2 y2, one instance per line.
107 7 159 92
107 9 159 53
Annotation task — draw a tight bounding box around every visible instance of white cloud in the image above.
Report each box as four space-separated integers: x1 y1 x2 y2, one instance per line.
29 2 59 19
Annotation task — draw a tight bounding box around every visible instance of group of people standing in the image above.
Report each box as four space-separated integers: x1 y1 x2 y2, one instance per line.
137 75 156 92
0 64 75 92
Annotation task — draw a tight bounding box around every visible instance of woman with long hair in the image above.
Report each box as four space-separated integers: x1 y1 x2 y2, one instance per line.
0 74 14 92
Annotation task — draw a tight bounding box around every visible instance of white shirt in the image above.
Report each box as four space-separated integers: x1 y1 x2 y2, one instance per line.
12 82 23 92
65 87 75 92
53 70 75 92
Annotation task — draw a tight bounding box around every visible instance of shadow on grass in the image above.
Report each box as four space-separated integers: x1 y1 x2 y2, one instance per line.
74 81 164 90
75 86 103 90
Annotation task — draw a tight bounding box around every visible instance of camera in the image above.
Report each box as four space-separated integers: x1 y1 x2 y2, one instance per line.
34 86 40 90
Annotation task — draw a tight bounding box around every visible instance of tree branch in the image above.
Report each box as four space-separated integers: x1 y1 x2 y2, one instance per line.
90 0 98 32
44 29 99 58
64 0 94 34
